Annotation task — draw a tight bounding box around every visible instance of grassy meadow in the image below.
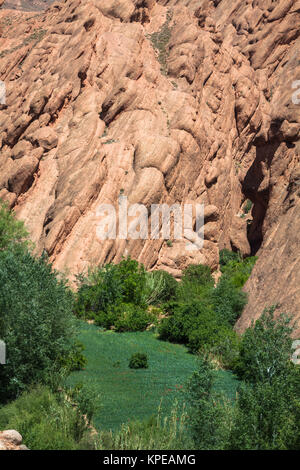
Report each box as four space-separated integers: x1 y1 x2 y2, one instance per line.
68 321 239 431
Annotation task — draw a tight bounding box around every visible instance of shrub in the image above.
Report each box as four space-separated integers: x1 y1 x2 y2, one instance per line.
176 265 214 304
219 252 257 289
0 249 76 402
74 264 124 319
219 249 240 267
115 257 147 306
74 257 147 320
234 307 294 384
58 340 87 373
228 308 300 450
243 199 253 214
67 383 101 424
143 270 178 306
229 375 300 450
181 264 214 286
212 277 247 326
129 353 149 369
159 299 230 354
114 304 155 332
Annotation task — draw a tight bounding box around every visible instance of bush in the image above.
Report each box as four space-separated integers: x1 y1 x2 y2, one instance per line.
74 264 124 319
176 265 214 305
74 257 147 320
184 314 300 451
95 303 155 332
212 277 247 326
220 252 257 289
234 307 294 384
129 353 149 369
229 374 300 450
219 249 240 267
143 270 178 306
228 308 300 450
116 257 147 305
58 340 87 373
0 386 97 450
186 357 233 450
0 249 76 402
181 264 214 287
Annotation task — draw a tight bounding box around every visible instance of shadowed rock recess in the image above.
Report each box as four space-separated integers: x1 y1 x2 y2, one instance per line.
0 0 299 332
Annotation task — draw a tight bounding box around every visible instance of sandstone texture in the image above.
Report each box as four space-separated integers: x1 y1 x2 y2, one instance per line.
0 0 299 332
0 430 28 450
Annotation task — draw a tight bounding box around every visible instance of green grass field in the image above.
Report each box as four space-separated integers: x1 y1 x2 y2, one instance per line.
68 321 239 431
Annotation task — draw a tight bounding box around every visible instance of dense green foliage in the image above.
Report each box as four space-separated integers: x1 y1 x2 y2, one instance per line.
184 310 300 450
97 403 191 450
74 250 256 368
158 252 255 366
142 270 178 306
186 357 233 450
67 323 239 431
0 202 85 404
129 352 149 369
2 201 298 450
0 200 29 252
235 307 293 383
0 386 99 450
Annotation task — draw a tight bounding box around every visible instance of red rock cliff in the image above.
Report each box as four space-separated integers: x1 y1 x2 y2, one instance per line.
0 0 299 331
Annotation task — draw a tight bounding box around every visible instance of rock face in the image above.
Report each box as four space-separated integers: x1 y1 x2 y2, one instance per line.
0 430 28 450
0 0 299 332
1 1 55 12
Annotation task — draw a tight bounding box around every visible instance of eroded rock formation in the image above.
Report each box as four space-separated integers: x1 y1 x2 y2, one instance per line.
0 0 299 331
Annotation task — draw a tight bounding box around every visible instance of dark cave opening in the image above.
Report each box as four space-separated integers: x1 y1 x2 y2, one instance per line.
242 143 279 256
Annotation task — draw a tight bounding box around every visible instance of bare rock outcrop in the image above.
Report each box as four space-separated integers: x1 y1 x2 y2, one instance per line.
0 0 299 331
0 430 28 450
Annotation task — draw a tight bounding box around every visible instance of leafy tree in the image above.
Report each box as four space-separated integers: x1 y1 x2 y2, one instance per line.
229 371 300 450
229 308 300 450
0 385 98 450
212 277 247 326
186 357 233 449
0 249 76 402
0 199 29 252
235 307 294 383
143 270 178 305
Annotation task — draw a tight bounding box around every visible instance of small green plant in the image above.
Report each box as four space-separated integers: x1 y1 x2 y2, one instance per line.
166 240 173 247
129 353 149 369
243 199 253 214
147 9 173 76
